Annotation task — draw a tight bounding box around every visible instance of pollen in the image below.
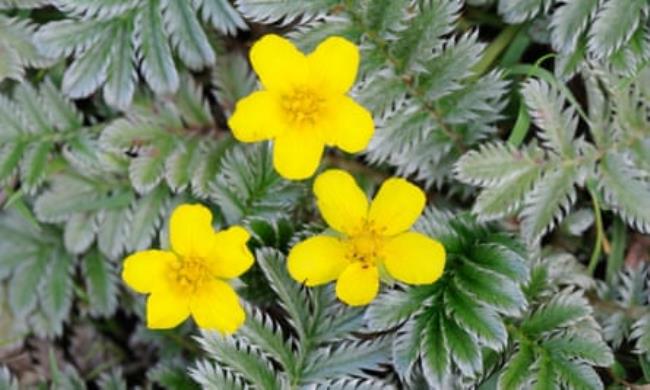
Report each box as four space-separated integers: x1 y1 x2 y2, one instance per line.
172 257 208 293
346 231 383 266
281 87 325 127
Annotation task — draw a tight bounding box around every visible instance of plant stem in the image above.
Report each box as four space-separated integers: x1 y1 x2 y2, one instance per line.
587 183 607 276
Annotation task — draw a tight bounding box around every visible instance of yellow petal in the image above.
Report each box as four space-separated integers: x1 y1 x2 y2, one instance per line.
308 36 359 95
368 178 425 235
325 96 374 153
313 169 368 235
229 91 285 142
122 250 176 294
170 204 215 258
287 235 349 286
383 232 446 285
209 226 254 279
273 130 324 180
250 34 308 92
147 289 190 329
335 262 379 306
190 279 245 334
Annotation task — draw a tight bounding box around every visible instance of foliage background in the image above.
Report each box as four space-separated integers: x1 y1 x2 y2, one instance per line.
0 0 649 388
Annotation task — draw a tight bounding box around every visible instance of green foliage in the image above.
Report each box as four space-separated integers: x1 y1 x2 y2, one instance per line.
497 256 613 390
457 73 650 242
366 208 528 387
0 0 648 387
500 0 650 77
35 0 246 108
0 79 85 193
191 248 393 388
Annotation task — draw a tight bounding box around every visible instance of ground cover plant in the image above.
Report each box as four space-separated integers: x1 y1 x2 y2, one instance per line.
1 0 650 389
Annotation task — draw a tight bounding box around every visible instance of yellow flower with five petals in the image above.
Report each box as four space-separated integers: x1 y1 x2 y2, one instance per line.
122 204 254 333
288 170 446 306
228 34 374 180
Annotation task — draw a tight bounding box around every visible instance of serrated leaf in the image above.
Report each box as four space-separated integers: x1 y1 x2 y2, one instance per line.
83 249 118 317
522 79 577 156
104 20 136 109
135 0 179 94
553 359 603 390
444 286 507 350
304 337 392 382
588 0 647 58
9 252 47 317
521 165 577 243
454 263 526 315
19 141 53 193
498 0 553 23
97 206 130 259
498 343 534 390
421 312 450 387
193 0 247 35
62 32 113 99
599 152 650 233
197 332 281 390
543 334 613 367
550 0 599 54
125 186 168 251
442 315 482 376
40 249 74 322
522 291 590 336
64 212 97 254
163 0 215 70
129 141 175 194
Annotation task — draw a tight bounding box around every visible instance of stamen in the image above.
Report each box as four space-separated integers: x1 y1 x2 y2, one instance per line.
172 257 208 294
281 87 324 127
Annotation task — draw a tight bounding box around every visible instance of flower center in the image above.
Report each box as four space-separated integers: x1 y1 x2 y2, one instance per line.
281 87 325 127
171 257 208 294
346 231 383 266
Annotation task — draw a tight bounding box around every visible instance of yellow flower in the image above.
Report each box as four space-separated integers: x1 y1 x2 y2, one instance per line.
287 170 446 306
121 204 254 333
228 34 374 180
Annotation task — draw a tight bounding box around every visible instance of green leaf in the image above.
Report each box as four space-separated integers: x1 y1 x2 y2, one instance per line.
441 315 482 376
521 165 577 243
444 286 507 350
543 334 613 367
61 32 114 98
497 343 535 390
421 312 450 387
135 0 179 94
455 142 540 187
64 212 97 254
129 140 176 194
239 306 295 375
588 0 647 58
125 186 168 251
255 248 309 339
40 249 74 323
9 251 47 317
454 263 526 315
532 355 556 390
553 358 603 390
469 243 528 282
392 0 461 71
304 337 392 382
97 206 130 259
521 79 577 156
163 0 215 69
364 0 405 35
599 152 650 233
19 141 53 193
83 249 118 317
366 288 431 330
550 0 599 54
190 361 246 390
196 332 281 390
193 0 247 35
498 0 553 23
521 291 590 336
104 20 136 110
